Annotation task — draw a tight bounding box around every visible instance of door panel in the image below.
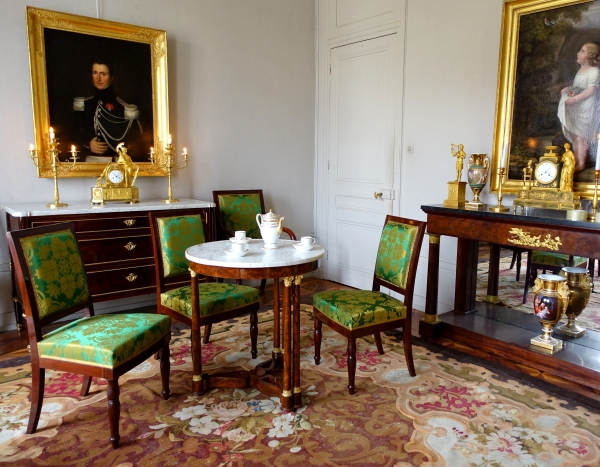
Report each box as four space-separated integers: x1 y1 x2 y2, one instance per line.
327 34 398 289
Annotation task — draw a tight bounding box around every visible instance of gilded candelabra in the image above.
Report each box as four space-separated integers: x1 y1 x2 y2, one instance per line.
489 167 509 212
149 135 189 203
28 128 79 208
589 170 600 222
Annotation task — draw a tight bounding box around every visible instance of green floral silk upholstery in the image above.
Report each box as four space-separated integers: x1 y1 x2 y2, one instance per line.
161 283 260 318
158 215 206 277
38 314 171 368
531 250 587 268
20 229 89 318
217 194 262 239
313 290 407 330
374 221 418 289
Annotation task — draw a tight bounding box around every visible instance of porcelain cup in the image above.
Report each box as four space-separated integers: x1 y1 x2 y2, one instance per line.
235 230 246 241
231 242 249 256
300 236 316 249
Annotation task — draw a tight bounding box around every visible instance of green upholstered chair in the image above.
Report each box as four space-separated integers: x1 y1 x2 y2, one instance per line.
522 250 587 303
312 215 426 395
6 223 171 449
148 212 260 394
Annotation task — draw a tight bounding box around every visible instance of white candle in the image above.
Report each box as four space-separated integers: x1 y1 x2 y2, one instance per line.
29 144 34 151
49 127 55 141
71 145 76 152
167 134 172 145
500 138 508 169
150 147 155 155
183 147 187 155
596 135 600 170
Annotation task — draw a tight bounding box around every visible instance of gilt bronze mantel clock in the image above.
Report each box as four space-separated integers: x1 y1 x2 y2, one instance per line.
513 144 581 213
91 143 140 205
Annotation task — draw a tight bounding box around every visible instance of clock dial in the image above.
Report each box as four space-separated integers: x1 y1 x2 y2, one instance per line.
108 169 124 184
535 161 558 184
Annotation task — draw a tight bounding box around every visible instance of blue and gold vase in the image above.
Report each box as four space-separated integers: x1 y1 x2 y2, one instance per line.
531 274 570 353
465 153 490 211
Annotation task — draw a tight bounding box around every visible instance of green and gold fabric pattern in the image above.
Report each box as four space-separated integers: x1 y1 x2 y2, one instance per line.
161 283 260 318
158 215 206 277
20 230 89 318
313 290 406 330
531 251 587 268
374 221 418 289
217 194 262 239
38 314 171 368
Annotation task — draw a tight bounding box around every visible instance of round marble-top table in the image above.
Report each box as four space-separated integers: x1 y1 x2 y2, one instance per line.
185 239 324 410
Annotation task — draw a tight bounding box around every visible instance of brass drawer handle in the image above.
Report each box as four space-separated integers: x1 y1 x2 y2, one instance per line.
123 219 136 226
124 242 136 251
125 273 138 282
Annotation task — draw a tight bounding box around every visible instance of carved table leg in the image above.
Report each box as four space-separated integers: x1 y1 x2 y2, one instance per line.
281 277 294 411
293 275 303 408
485 243 502 304
420 233 443 339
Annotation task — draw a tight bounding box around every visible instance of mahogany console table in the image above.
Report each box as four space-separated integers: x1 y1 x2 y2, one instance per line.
420 204 600 397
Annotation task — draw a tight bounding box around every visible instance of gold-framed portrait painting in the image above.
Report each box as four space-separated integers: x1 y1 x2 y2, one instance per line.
26 7 169 178
492 0 600 197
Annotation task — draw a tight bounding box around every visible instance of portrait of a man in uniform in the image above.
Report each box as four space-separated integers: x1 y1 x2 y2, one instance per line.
43 28 154 162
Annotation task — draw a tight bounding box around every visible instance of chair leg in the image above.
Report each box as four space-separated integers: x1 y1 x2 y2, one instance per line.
374 332 384 355
80 376 93 397
347 338 357 395
313 315 322 365
403 325 416 377
202 324 212 344
509 250 517 270
260 279 266 291
515 251 522 282
523 252 533 304
250 309 258 359
27 364 45 434
159 341 170 400
107 379 120 449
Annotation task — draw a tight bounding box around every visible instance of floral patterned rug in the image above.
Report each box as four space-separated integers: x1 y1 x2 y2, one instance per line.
476 255 600 332
1 306 600 466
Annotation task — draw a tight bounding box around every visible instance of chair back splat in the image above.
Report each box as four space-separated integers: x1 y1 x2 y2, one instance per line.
6 223 171 448
312 215 426 395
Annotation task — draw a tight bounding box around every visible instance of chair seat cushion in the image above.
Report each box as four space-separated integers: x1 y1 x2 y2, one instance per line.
161 283 260 318
531 251 587 268
313 290 406 330
38 314 171 369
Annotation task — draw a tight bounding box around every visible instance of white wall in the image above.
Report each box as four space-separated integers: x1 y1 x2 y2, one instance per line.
0 0 316 330
402 0 503 311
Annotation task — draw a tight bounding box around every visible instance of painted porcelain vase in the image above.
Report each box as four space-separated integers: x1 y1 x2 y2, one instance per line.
256 209 284 249
466 153 490 205
555 267 592 338
531 274 570 352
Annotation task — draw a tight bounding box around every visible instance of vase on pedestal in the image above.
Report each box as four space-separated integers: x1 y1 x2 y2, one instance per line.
465 153 489 211
555 267 592 338
531 274 570 353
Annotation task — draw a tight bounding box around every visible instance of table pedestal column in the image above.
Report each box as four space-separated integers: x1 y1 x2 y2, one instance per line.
293 275 303 408
281 277 294 411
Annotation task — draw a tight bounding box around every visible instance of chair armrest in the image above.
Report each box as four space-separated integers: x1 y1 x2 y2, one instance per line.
282 227 296 241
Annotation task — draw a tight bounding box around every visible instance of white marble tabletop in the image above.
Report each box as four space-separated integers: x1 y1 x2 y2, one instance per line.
2 199 215 217
186 239 325 269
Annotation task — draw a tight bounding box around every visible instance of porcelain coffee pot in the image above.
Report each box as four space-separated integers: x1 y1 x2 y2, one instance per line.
256 209 284 249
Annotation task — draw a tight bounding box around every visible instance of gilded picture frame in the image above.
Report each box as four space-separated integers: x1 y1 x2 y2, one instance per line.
492 0 600 197
26 7 169 178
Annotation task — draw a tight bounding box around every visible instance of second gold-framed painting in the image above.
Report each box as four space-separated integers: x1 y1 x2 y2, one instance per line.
26 7 169 177
492 0 600 197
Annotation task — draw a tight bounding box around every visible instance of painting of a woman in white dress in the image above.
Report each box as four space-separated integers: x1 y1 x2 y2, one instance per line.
557 42 600 172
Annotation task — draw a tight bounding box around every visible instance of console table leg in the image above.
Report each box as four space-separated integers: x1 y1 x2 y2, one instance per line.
420 233 443 339
454 238 479 314
485 243 502 304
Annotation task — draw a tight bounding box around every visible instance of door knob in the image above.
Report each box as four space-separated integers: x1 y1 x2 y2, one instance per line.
374 192 383 199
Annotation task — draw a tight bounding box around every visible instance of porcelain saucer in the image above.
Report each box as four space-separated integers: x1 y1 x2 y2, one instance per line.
224 248 248 257
293 242 314 252
229 237 250 244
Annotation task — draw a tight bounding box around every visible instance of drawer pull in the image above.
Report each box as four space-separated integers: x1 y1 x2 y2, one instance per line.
123 219 136 226
124 242 137 251
125 273 138 282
